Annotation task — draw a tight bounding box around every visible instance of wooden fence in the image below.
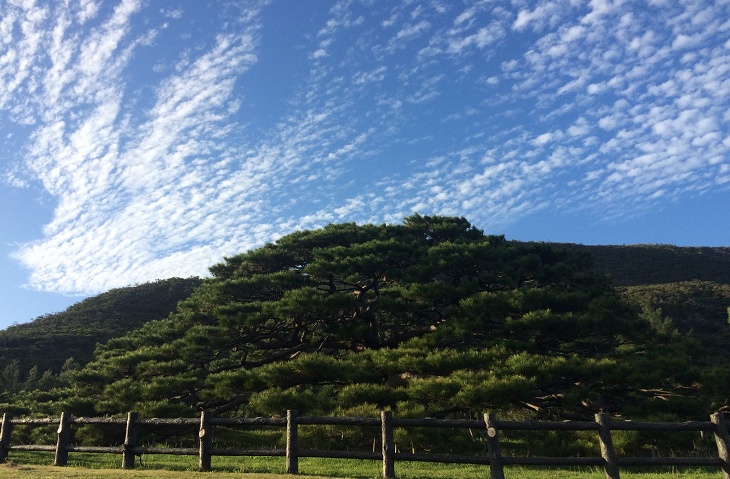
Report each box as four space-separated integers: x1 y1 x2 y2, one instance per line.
1 410 729 479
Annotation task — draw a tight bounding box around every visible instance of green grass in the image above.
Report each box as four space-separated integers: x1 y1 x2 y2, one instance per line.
1 452 726 478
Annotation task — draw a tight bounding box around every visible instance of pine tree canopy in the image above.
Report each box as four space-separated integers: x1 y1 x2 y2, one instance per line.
47 215 710 420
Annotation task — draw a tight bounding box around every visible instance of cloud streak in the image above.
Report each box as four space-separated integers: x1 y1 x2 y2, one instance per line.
1 0 728 295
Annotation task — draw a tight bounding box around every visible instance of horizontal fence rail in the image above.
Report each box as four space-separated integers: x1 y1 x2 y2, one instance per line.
0 410 729 479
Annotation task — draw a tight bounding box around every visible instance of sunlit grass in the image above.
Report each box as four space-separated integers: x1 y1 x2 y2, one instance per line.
1 452 726 478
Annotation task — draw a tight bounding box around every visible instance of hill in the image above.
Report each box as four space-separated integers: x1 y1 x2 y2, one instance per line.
0 277 202 379
575 244 730 286
563 244 730 362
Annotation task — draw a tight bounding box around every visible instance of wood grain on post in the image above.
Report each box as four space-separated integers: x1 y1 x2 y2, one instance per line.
595 413 620 479
286 409 299 474
122 412 139 469
0 413 12 463
711 413 730 479
381 410 395 479
484 412 505 479
54 412 71 466
199 410 213 472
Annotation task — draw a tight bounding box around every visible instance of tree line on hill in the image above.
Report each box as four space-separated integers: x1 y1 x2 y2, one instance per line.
0 278 202 394
1 215 729 433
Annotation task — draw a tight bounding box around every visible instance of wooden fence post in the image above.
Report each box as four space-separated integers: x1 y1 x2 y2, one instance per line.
122 412 139 469
286 409 299 474
0 413 12 463
595 413 620 479
199 410 213 472
381 410 395 479
711 413 730 479
54 412 71 466
484 412 505 479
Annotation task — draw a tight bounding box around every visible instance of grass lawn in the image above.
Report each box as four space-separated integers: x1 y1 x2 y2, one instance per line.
0 452 726 478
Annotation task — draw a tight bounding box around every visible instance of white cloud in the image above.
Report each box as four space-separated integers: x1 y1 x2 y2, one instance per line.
447 23 505 53
2 0 730 297
533 132 554 145
454 7 477 26
672 33 702 50
394 20 430 43
353 66 387 85
513 1 568 31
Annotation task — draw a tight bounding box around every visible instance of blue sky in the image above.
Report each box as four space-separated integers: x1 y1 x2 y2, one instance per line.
1 0 729 330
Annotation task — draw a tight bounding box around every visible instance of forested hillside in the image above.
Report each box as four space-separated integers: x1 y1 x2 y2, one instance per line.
575 244 730 286
571 244 730 363
0 277 202 386
0 217 727 427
